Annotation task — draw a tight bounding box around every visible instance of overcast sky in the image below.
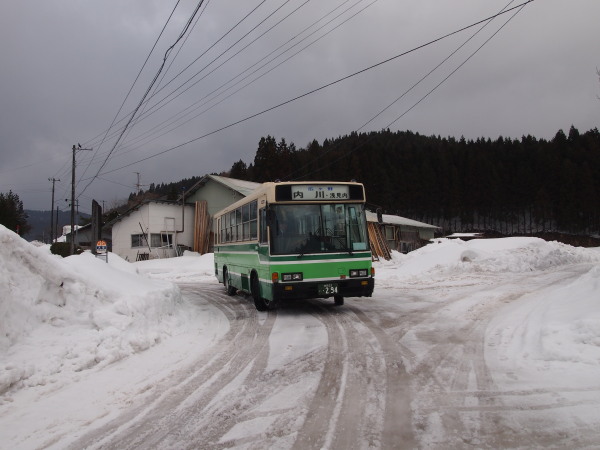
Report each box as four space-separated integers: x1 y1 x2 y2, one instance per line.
1 0 599 213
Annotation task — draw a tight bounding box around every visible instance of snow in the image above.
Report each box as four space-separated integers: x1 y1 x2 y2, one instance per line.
1 224 600 447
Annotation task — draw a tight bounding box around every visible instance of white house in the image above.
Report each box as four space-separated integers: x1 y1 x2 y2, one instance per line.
109 200 195 261
108 175 260 261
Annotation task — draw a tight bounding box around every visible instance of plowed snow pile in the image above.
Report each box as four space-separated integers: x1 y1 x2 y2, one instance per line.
0 225 187 394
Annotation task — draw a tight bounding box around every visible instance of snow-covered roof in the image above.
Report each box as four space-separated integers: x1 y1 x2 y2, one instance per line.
184 174 261 199
105 199 187 227
365 211 440 229
208 174 261 197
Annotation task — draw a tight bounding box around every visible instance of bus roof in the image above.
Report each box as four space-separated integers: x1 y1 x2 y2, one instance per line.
214 181 365 217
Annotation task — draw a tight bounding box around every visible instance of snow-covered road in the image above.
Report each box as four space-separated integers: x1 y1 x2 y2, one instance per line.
2 228 600 449
64 283 415 449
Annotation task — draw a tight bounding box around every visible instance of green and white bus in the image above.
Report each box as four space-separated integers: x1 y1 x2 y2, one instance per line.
214 181 374 311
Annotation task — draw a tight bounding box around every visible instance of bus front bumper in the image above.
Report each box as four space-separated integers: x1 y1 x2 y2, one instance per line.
272 278 374 301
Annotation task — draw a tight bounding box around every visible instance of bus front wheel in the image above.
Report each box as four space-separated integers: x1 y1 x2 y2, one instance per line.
224 268 237 296
251 272 272 311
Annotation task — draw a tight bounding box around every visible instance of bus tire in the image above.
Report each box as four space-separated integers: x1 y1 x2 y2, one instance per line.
224 267 236 296
334 295 344 306
251 272 271 311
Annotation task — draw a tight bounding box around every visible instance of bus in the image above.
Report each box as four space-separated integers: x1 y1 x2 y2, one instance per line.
214 181 374 311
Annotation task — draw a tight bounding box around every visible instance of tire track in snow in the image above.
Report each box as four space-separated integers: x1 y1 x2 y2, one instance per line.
291 302 348 450
67 284 275 449
293 300 413 449
405 266 597 448
348 305 416 449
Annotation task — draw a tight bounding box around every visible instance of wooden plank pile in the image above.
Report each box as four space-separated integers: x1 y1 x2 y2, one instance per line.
368 222 391 261
193 201 212 254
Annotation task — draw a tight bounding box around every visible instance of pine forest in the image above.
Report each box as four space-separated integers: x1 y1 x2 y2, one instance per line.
226 126 600 236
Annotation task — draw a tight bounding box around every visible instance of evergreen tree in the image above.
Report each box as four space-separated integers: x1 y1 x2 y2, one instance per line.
0 191 31 235
253 135 278 182
229 159 248 180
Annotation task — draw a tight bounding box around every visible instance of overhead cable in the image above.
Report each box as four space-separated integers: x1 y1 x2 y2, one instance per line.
78 0 184 180
78 0 207 200
288 1 531 181
82 0 534 180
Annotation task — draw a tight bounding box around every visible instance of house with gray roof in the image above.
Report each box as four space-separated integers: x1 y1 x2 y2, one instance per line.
107 174 438 261
366 211 440 255
109 175 260 261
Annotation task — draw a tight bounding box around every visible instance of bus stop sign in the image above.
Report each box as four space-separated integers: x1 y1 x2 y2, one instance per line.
96 240 107 254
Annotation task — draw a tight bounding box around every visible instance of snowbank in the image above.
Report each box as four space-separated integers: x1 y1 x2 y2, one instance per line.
0 225 188 394
376 237 600 282
133 250 216 282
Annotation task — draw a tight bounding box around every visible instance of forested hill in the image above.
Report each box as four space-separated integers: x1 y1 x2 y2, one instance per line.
226 127 600 235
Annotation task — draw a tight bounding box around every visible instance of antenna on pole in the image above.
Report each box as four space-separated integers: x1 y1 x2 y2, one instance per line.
70 144 92 255
134 172 149 196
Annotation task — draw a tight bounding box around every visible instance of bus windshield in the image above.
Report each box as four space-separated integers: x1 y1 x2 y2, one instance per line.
270 203 369 255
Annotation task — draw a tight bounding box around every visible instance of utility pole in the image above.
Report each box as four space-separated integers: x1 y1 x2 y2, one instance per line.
71 144 92 255
134 172 141 195
134 172 148 196
56 205 60 240
48 177 60 243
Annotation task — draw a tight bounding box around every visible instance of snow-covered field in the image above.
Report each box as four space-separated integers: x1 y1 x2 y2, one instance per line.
1 224 600 448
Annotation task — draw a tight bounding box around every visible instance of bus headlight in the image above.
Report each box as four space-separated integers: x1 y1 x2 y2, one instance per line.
350 269 369 278
282 272 303 282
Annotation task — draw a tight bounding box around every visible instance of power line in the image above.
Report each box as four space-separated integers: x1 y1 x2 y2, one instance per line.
82 0 268 153
114 0 374 154
357 0 518 132
108 0 297 153
74 0 270 182
286 1 531 181
77 0 379 167
78 0 207 200
82 1 533 181
284 0 519 180
123 0 213 146
79 0 184 180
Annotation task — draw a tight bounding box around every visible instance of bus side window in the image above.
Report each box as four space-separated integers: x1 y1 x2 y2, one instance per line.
259 208 268 244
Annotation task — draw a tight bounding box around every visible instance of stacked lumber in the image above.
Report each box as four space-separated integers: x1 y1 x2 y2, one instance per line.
368 222 391 261
194 201 212 254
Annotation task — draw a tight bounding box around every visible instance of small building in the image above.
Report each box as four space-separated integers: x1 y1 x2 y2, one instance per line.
108 200 195 261
366 211 440 257
184 174 260 217
107 175 260 261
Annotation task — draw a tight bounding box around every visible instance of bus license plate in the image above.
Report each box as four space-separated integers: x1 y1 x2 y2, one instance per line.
318 283 338 295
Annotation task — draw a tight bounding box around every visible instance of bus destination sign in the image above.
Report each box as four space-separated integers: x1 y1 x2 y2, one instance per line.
291 184 350 201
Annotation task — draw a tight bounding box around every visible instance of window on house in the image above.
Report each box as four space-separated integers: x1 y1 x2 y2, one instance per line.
131 234 147 248
151 233 173 248
385 226 395 241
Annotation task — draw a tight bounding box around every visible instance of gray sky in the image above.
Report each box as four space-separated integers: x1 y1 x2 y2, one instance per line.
1 0 599 213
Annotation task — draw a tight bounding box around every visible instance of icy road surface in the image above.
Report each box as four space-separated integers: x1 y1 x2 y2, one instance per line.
67 266 600 448
2 236 600 449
